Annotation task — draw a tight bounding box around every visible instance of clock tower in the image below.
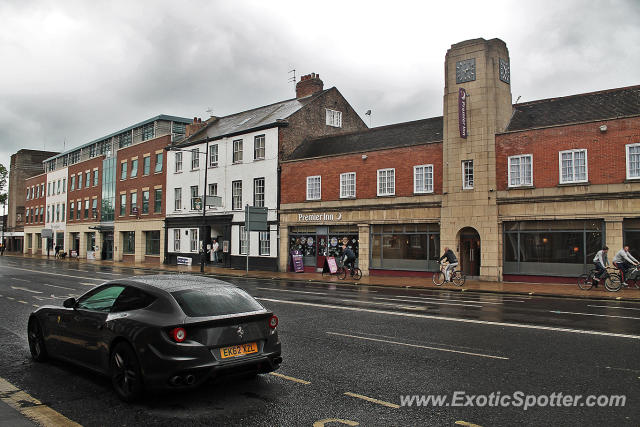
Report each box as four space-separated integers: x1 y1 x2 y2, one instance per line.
441 38 512 280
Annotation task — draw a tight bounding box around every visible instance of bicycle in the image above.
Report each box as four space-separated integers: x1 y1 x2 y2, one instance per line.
338 263 362 281
432 263 465 287
578 267 622 292
613 264 640 290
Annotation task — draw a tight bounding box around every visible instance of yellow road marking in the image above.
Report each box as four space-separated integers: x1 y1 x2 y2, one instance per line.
0 377 82 426
313 419 359 426
269 372 311 385
344 392 400 409
455 421 483 427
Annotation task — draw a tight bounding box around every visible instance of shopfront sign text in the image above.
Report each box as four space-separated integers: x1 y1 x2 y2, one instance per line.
298 212 343 222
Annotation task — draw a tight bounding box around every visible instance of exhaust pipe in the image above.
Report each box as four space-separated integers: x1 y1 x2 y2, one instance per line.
273 356 282 365
185 374 196 385
169 375 183 386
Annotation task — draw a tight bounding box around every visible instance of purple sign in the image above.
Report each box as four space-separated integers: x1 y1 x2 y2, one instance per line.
458 88 467 139
292 254 304 273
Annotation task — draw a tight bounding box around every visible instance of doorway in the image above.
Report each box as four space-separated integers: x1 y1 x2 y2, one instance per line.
459 227 480 276
102 232 113 260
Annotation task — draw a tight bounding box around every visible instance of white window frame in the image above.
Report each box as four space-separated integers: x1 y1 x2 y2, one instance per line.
191 148 199 170
340 172 356 198
259 231 270 256
232 180 243 210
233 139 243 163
174 187 182 211
254 135 265 160
326 109 342 128
190 185 199 210
209 144 218 167
462 160 474 190
175 151 183 173
189 228 198 252
208 183 218 197
240 226 248 255
507 154 533 188
626 143 640 180
306 176 321 200
173 229 181 251
559 149 588 184
377 168 395 196
413 164 434 194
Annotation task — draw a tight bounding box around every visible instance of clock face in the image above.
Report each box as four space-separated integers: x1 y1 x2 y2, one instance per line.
499 58 510 84
456 58 476 84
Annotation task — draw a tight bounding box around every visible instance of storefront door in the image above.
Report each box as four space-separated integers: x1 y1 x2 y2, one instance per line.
102 232 113 260
459 228 480 276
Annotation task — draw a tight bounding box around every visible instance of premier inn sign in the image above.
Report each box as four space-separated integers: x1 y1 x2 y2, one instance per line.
298 212 343 222
458 88 468 139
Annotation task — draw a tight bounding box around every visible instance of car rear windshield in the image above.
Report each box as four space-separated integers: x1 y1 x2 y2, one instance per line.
171 286 264 317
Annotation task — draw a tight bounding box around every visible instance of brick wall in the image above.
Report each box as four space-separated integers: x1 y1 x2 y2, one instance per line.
67 155 104 223
279 87 369 159
496 116 640 190
24 174 46 226
115 135 169 220
281 143 443 203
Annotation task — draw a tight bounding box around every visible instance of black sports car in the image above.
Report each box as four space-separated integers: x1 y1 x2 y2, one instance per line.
27 275 282 401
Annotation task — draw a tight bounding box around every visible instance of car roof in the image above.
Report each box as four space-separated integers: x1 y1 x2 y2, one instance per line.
116 274 236 293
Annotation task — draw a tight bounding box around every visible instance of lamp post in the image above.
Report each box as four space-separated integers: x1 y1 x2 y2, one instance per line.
165 145 209 273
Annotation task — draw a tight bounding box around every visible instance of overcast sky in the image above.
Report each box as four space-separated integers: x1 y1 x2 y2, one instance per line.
1 0 639 181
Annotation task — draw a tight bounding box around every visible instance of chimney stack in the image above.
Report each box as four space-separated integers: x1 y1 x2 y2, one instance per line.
186 117 206 137
296 73 323 98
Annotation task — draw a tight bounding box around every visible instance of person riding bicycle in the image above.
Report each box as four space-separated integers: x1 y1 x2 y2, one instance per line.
612 245 639 286
592 246 609 287
342 244 356 274
439 247 458 282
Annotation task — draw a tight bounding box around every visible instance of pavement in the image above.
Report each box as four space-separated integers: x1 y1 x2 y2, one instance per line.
7 252 640 301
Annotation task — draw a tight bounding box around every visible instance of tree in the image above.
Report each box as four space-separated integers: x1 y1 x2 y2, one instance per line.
0 163 7 206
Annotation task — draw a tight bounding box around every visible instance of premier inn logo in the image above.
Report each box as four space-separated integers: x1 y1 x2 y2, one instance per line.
298 212 343 222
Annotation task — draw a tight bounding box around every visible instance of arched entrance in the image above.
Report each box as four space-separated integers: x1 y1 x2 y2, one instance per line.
458 227 480 276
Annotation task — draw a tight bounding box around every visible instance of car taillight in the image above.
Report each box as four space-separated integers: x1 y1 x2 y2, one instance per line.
268 315 278 329
171 327 186 343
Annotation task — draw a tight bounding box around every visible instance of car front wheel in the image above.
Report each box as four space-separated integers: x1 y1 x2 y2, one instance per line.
27 317 48 362
110 342 143 402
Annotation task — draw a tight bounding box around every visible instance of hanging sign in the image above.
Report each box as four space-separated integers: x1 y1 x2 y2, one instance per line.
458 88 468 139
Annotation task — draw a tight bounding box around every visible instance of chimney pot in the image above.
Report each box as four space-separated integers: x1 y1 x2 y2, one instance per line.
295 72 324 98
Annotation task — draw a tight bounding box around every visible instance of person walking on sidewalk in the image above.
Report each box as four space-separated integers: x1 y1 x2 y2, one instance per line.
439 247 458 282
612 245 639 286
592 246 609 287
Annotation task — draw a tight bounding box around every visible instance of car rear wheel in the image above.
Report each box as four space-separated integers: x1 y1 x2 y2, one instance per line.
27 317 48 362
110 342 143 402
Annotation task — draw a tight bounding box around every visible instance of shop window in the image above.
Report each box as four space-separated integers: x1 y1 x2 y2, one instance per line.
123 232 136 254
340 172 356 198
189 228 198 252
145 231 160 255
462 160 474 189
508 155 533 187
626 143 640 180
240 226 248 255
370 224 440 271
377 169 395 196
306 176 321 200
414 165 433 193
174 229 181 252
559 149 587 184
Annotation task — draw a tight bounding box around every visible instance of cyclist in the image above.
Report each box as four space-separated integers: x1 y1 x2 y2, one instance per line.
612 245 640 286
439 247 458 282
592 246 609 287
342 244 356 275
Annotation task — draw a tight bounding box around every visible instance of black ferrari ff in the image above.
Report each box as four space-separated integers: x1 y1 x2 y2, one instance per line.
27 275 282 401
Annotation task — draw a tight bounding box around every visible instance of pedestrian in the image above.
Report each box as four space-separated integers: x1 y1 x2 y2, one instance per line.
0 242 4 256
212 239 219 263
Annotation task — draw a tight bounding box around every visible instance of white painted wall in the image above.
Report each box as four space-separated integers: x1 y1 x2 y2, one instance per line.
166 127 279 258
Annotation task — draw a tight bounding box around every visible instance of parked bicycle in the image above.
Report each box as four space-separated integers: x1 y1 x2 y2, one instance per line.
577 267 621 291
432 262 465 287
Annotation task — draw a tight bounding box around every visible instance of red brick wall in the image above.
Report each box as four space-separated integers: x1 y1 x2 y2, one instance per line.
67 155 104 223
115 135 169 220
24 174 46 226
281 143 443 203
495 117 640 190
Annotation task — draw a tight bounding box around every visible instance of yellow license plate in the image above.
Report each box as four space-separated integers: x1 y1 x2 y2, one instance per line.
220 342 258 359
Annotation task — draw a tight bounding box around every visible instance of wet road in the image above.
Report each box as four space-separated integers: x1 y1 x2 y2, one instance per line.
0 256 638 426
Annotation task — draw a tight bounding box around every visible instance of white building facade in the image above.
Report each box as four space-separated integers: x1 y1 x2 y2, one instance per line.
44 166 69 252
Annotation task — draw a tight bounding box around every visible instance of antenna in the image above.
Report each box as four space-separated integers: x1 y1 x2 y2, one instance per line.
206 107 214 117
365 110 372 127
288 68 296 91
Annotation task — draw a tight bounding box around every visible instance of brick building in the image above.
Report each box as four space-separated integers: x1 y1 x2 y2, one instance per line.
23 173 47 255
5 149 58 252
165 73 368 270
279 38 640 282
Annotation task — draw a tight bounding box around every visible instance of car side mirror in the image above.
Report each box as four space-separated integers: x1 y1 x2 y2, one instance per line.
63 297 76 308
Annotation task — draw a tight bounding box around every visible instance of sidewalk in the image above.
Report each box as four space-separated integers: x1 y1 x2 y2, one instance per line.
7 253 640 302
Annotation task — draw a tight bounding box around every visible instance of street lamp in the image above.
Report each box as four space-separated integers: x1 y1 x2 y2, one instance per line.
165 145 209 273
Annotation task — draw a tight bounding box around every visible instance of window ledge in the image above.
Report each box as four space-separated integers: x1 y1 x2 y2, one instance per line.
340 196 357 199
377 194 396 198
174 171 183 174
506 185 536 190
254 158 265 162
413 191 434 195
624 178 640 184
557 181 590 187
208 164 219 168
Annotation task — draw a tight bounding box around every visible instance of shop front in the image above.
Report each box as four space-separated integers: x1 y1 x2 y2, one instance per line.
288 225 360 272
